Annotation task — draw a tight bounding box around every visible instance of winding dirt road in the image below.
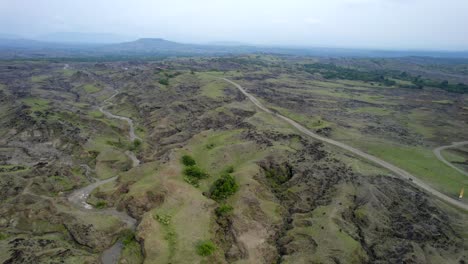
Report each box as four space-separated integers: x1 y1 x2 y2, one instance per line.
222 78 468 211
68 89 140 264
433 141 468 177
98 90 142 142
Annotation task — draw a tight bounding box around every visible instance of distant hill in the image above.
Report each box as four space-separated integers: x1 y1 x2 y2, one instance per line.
35 32 134 44
99 38 256 55
0 36 467 60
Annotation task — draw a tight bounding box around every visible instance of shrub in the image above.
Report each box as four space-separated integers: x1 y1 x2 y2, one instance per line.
184 166 209 179
0 232 8 241
181 155 196 166
210 173 238 201
224 165 234 174
183 176 200 187
120 229 136 246
215 204 233 217
196 240 216 256
129 139 142 151
95 201 107 209
154 213 171 225
159 78 169 85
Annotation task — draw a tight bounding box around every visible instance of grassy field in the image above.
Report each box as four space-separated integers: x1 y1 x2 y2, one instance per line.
83 84 101 93
358 141 467 196
21 97 50 112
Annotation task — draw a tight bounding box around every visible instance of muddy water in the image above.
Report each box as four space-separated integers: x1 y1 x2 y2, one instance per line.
68 90 141 264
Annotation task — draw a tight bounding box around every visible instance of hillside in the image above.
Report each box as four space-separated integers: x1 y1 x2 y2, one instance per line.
0 55 466 263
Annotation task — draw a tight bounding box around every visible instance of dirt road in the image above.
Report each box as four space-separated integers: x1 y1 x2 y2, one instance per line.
68 89 141 264
433 141 468 177
222 78 468 211
98 90 141 142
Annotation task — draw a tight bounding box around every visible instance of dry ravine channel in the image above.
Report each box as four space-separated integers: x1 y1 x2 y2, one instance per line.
68 89 140 264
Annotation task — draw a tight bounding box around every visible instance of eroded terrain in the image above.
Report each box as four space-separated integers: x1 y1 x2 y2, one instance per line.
0 56 467 263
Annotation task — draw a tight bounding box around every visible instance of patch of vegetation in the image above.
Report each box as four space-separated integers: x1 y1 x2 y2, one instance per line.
181 155 196 166
159 78 169 86
21 97 50 112
303 63 468 93
153 213 177 260
205 143 216 149
210 172 239 201
215 204 233 217
0 165 27 173
195 240 216 256
129 139 142 152
0 232 8 240
362 142 467 195
154 213 172 225
95 201 107 209
83 84 101 93
30 75 48 83
181 154 210 187
303 63 397 86
120 229 136 246
184 166 209 180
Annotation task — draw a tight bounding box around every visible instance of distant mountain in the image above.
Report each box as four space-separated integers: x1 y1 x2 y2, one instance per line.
35 32 134 44
0 36 467 60
99 38 257 56
0 33 22 39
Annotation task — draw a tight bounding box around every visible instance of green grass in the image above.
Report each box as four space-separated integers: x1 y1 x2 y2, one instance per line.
442 149 467 164
95 148 131 179
61 69 76 76
21 97 50 112
200 81 225 98
83 84 101 93
195 240 216 256
350 106 392 116
361 142 467 196
269 105 331 129
432 100 453 105
30 75 48 83
282 184 367 263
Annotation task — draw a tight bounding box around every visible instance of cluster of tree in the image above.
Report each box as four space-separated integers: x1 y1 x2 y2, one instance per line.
303 63 396 86
303 63 468 93
405 73 468 93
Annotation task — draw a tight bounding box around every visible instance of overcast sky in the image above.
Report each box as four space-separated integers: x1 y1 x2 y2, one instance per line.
1 0 467 50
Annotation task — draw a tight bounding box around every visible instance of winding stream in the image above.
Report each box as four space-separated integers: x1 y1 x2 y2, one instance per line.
68 89 140 264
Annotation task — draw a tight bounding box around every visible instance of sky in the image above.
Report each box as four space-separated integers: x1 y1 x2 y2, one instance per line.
1 0 468 50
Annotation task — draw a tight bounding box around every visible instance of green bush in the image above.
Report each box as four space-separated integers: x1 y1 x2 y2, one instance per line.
215 204 233 217
210 173 238 201
0 232 8 241
184 166 209 179
95 201 107 209
159 78 169 85
224 165 234 174
196 240 216 256
129 139 142 151
181 155 196 166
183 176 200 187
120 229 136 246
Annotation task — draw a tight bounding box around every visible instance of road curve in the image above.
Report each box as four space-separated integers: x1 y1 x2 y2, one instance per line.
433 141 468 177
221 78 468 211
99 90 142 142
68 89 141 264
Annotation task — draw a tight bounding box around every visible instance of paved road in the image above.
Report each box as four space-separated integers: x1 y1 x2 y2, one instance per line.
222 78 468 211
433 141 468 177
